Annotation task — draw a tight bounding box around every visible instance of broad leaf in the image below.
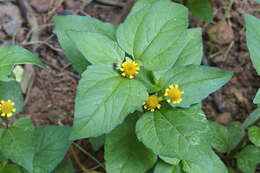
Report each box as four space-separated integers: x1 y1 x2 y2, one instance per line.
154 161 183 173
159 156 180 165
159 65 232 107
243 108 260 128
33 126 72 173
186 0 213 22
67 31 124 65
105 117 157 173
244 14 260 75
70 64 147 140
0 80 24 114
236 145 260 173
174 28 203 66
89 135 106 152
209 121 244 153
52 160 74 173
0 118 35 172
248 126 260 147
53 15 116 73
0 46 44 80
0 164 22 173
117 2 188 71
136 104 210 162
254 89 260 104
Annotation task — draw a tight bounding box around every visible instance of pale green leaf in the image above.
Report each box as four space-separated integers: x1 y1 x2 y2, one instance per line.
0 46 44 80
226 122 245 150
159 65 232 107
136 68 160 93
117 2 188 71
52 160 74 173
0 118 35 172
243 108 260 128
187 0 213 23
244 14 260 75
70 64 148 140
254 89 260 104
67 31 124 65
236 145 260 173
154 160 183 173
159 156 180 165
136 104 210 162
0 80 24 114
33 126 72 173
53 15 116 73
248 126 260 147
105 117 157 173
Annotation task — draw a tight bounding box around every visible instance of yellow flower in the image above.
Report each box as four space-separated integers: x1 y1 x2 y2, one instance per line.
120 61 140 79
143 95 163 112
0 100 16 117
164 84 184 104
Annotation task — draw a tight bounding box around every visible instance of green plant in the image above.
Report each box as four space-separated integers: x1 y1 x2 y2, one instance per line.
0 46 74 173
54 0 233 172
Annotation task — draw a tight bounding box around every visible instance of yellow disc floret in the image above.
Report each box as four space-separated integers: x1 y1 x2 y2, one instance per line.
143 95 163 112
164 84 184 104
120 61 140 79
0 100 16 117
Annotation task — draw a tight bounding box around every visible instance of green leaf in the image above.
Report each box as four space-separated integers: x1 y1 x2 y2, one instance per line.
256 0 260 4
159 65 232 107
186 0 213 23
0 164 22 173
52 160 74 173
243 108 260 128
236 145 260 173
154 160 183 173
33 126 72 173
0 80 24 114
0 118 35 172
117 2 188 71
136 68 160 93
0 46 44 80
248 126 260 147
53 15 116 73
136 104 210 161
89 135 106 152
105 117 157 173
70 64 148 140
67 31 124 65
174 28 203 66
209 121 244 153
181 150 228 173
254 89 260 104
159 156 180 165
244 14 260 75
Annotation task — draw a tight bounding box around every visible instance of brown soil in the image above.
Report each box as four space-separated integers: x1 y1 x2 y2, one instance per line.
0 0 260 172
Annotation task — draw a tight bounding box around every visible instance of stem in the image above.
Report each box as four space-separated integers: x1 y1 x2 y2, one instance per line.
73 142 105 169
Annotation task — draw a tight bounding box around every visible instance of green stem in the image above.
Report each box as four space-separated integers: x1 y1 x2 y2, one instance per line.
73 142 105 169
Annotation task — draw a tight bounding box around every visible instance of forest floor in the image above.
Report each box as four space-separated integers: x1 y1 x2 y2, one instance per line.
0 0 260 172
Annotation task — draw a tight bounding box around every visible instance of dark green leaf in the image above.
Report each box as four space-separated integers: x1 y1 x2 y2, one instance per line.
243 108 260 128
70 64 148 140
154 160 183 173
236 145 260 173
0 118 35 172
0 164 22 173
159 156 180 165
117 2 188 71
254 89 260 104
53 15 116 73
248 126 260 147
89 135 106 152
105 117 157 173
52 160 74 173
33 126 72 173
244 14 260 75
186 0 213 22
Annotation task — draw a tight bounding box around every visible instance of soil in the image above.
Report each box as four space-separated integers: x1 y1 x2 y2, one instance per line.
0 0 260 172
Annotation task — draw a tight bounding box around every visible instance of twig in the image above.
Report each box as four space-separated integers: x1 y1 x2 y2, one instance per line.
95 0 125 8
73 142 105 169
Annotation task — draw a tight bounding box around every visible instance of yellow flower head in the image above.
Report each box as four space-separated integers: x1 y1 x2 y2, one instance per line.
143 95 163 112
120 61 140 79
164 84 184 104
0 100 16 117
